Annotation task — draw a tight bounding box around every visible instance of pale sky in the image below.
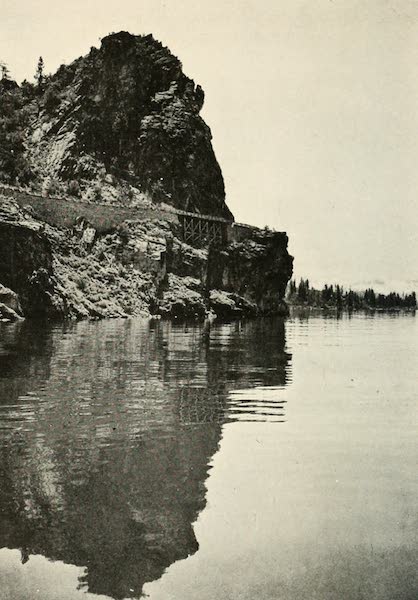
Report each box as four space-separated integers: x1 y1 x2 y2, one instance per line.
1 0 417 291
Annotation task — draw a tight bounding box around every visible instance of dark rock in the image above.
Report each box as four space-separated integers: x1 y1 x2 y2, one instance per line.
0 284 22 315
165 237 208 280
209 289 259 319
0 219 56 318
0 302 23 322
158 275 206 320
206 229 293 315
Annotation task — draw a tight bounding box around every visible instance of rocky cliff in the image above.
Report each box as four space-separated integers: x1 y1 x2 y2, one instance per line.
0 32 293 321
0 31 231 219
0 196 292 320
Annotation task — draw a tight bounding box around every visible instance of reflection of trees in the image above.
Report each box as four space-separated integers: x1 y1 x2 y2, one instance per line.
0 317 291 599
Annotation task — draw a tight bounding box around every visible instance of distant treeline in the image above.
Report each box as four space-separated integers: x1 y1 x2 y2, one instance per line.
287 279 417 311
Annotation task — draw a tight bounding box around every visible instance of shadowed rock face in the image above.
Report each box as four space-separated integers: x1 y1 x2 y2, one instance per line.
0 318 290 599
207 230 294 315
0 221 55 318
1 31 232 220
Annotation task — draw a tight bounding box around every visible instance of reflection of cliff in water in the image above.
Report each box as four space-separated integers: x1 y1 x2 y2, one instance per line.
0 318 291 599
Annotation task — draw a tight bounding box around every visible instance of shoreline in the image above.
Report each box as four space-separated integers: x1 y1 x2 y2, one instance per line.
288 303 416 315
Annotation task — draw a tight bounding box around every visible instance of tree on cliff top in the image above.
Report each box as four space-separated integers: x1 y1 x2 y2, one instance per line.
35 56 45 89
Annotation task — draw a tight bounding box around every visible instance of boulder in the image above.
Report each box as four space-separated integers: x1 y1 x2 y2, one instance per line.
0 284 23 315
0 302 23 322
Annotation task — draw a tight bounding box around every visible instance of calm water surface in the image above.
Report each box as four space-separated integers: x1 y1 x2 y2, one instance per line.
0 314 416 600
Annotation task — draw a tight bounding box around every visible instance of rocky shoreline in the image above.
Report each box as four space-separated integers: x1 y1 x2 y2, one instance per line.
0 197 292 322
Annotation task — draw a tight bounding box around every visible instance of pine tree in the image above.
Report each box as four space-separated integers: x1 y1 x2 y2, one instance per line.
35 56 44 88
336 285 343 310
298 278 307 302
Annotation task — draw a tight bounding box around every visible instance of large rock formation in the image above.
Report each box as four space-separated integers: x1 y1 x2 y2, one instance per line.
207 229 292 316
0 196 293 320
0 31 231 219
0 32 293 320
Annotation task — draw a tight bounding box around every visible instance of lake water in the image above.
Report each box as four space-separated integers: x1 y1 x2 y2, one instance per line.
0 313 416 600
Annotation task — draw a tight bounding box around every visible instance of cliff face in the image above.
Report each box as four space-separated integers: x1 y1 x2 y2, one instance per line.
0 196 293 320
207 230 293 316
0 32 231 219
0 204 56 317
0 32 293 320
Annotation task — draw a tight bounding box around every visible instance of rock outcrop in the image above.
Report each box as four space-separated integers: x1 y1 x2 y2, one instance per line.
0 32 293 320
207 229 292 316
0 32 231 219
0 284 23 321
0 196 293 320
0 204 56 317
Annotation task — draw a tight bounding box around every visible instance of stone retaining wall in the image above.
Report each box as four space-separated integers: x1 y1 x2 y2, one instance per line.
0 185 281 244
0 186 178 232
